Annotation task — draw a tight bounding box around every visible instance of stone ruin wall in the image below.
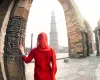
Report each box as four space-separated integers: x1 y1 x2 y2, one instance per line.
59 0 84 57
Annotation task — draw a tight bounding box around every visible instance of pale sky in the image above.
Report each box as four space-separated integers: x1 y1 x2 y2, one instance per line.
25 0 100 48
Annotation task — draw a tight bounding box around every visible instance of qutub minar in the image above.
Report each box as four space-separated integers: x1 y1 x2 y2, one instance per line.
50 11 59 52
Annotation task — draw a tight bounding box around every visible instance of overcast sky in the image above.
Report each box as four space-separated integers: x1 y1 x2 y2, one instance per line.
25 0 100 48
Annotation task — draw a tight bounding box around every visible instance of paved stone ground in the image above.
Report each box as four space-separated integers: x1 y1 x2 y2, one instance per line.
25 53 100 80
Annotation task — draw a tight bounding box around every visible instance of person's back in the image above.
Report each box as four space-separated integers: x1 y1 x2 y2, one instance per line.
19 32 57 80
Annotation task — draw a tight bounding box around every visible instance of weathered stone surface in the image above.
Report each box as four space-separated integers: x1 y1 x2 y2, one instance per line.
59 0 93 58
94 20 100 56
14 0 31 20
18 0 31 11
14 8 29 20
4 17 26 80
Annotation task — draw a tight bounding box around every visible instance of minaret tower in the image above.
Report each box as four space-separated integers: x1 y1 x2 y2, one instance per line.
50 10 58 52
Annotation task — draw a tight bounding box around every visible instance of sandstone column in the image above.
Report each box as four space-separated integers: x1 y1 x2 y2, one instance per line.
4 0 31 80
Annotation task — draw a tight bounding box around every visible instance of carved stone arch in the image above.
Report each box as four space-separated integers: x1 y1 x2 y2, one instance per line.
58 0 86 57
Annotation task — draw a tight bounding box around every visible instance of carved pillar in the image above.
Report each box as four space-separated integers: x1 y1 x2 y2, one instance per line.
85 33 89 56
4 17 26 80
95 31 99 56
4 0 31 80
84 20 93 55
98 30 100 55
81 32 87 57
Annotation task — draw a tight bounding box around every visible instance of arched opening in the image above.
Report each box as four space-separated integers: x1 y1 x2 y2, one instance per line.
25 0 68 79
25 0 68 55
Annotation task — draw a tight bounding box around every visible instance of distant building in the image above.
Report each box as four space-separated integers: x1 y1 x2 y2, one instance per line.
58 46 69 53
50 11 58 52
62 47 69 53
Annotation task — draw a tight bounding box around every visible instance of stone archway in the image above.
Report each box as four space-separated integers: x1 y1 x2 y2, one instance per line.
0 0 93 80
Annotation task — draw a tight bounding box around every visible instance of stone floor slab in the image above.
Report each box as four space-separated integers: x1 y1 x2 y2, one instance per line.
25 53 100 80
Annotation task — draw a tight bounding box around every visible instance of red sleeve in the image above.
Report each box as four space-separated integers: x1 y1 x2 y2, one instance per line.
51 49 57 80
22 49 35 63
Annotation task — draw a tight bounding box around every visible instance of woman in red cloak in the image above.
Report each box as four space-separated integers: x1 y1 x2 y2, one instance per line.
19 32 57 80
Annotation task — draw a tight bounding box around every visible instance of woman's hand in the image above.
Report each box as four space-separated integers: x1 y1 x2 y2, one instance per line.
19 44 25 53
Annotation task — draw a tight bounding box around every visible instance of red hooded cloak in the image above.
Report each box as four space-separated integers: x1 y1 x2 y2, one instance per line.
22 32 57 80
